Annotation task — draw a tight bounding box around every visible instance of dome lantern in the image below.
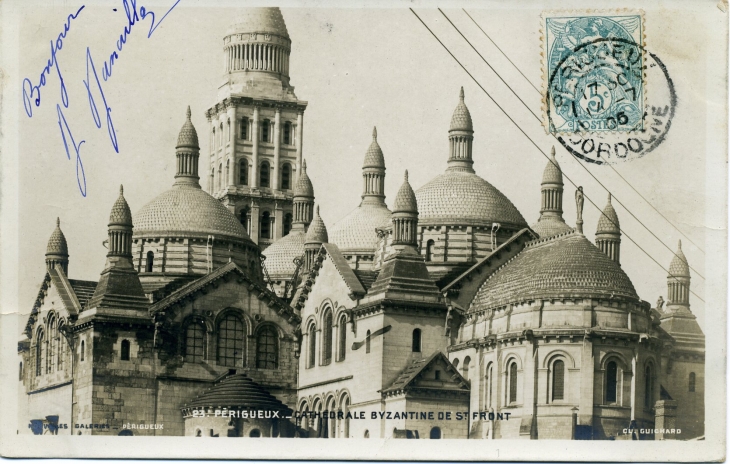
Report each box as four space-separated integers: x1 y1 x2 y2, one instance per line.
667 240 691 308
361 127 387 206
292 159 315 231
392 170 418 248
304 205 328 271
531 147 572 238
447 87 475 173
596 193 621 265
108 185 134 258
175 106 201 187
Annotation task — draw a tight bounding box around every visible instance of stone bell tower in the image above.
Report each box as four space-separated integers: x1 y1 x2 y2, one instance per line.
206 7 308 251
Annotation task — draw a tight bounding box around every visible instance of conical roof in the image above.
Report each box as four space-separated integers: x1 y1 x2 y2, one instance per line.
228 8 290 39
542 147 563 185
668 240 690 277
596 194 620 234
176 106 199 149
294 159 314 198
393 171 418 213
186 373 292 412
46 217 68 256
305 206 328 245
363 127 385 169
449 87 473 131
109 185 133 226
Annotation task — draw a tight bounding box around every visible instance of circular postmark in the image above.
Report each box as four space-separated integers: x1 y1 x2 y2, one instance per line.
546 35 676 164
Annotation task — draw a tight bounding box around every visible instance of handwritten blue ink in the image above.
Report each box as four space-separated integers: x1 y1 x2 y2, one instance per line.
84 47 118 153
56 104 87 197
21 5 85 118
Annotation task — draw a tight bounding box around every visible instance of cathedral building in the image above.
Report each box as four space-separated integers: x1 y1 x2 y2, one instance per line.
18 7 703 440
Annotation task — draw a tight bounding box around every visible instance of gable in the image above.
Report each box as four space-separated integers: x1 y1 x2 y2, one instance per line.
384 352 469 395
299 252 359 322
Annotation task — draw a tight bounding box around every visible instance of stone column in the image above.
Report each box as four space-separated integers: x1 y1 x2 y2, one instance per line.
579 333 594 429
296 110 304 181
250 201 260 245
274 201 284 241
252 106 260 188
227 105 236 187
207 114 214 194
273 108 281 190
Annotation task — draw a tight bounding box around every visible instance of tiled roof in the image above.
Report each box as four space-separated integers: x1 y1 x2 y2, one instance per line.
393 171 417 213
329 203 391 253
542 148 563 185
383 351 468 394
305 206 328 244
321 243 366 296
185 373 292 412
294 159 314 198
262 230 305 278
668 240 690 277
134 184 250 241
46 218 68 256
353 269 379 291
176 106 199 149
109 185 133 226
229 7 290 39
363 127 385 169
449 87 473 131
416 170 527 227
68 279 98 309
531 216 573 239
470 231 639 312
596 194 620 234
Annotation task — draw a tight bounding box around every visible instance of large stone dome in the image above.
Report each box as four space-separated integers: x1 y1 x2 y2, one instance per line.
329 203 392 254
262 231 305 278
228 7 289 39
416 170 527 228
470 231 639 312
134 184 251 242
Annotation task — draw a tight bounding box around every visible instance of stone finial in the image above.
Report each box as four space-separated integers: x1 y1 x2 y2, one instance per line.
575 186 584 234
551 146 556 159
404 170 408 182
678 239 682 250
56 217 60 227
186 105 191 120
316 204 319 215
607 192 612 203
459 86 465 101
120 184 124 196
373 126 377 140
302 159 307 171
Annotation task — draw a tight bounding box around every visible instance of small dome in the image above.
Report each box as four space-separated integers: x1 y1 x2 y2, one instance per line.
449 87 473 132
393 171 417 213
134 184 250 242
542 147 563 185
305 206 328 245
262 231 305 278
46 217 68 256
669 240 690 277
186 373 292 413
294 159 314 198
597 194 620 234
531 217 572 238
416 170 527 228
176 106 199 150
363 127 385 169
470 232 639 312
109 185 133 226
228 7 290 39
329 203 392 253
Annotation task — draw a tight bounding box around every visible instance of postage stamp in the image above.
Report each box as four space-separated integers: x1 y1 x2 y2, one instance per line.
542 11 645 135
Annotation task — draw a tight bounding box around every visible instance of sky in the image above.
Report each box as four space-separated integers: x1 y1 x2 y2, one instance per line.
10 0 724 331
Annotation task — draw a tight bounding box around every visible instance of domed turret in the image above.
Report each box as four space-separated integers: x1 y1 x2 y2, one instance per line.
174 106 201 187
108 185 134 258
667 240 691 308
304 206 328 271
109 185 133 227
596 193 621 264
392 171 418 247
46 217 69 274
176 106 200 150
448 87 475 173
363 127 385 169
532 147 572 238
450 87 473 132
293 159 314 199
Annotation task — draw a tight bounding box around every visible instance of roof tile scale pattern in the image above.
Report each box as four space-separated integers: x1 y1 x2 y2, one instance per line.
305 206 328 244
229 7 290 38
46 217 68 256
470 231 639 312
329 204 392 252
597 194 620 234
393 170 417 213
109 185 133 226
176 106 199 149
262 231 305 277
186 373 293 412
294 159 314 198
669 240 690 277
450 87 473 131
532 217 573 238
363 127 385 168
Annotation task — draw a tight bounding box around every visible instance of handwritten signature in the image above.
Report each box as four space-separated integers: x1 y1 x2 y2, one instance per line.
22 0 180 197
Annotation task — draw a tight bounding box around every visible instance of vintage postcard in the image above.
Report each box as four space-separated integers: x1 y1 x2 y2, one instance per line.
0 0 726 461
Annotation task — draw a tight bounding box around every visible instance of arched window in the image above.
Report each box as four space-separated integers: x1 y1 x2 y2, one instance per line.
307 324 316 368
212 128 216 148
508 361 518 404
219 123 224 145
19 361 23 381
239 208 250 234
262 119 270 142
260 211 271 239
217 314 244 367
195 429 202 437
452 358 459 370
226 120 230 143
48 317 57 374
606 361 618 403
552 360 565 401
283 213 293 237
240 117 248 140
256 326 278 369
462 356 471 381
485 363 493 408
283 122 292 145
185 322 206 363
689 372 696 392
430 427 441 439
120 339 131 361
337 314 347 362
249 429 261 437
365 330 371 354
322 311 333 365
218 163 223 190
146 251 154 272
57 324 65 370
80 339 85 362
260 161 270 188
226 159 230 185
425 240 435 262
281 163 291 190
412 329 421 353
35 329 44 376
644 365 654 408
239 160 249 186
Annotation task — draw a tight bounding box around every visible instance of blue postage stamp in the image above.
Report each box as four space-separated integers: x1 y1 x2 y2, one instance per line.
543 12 645 134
